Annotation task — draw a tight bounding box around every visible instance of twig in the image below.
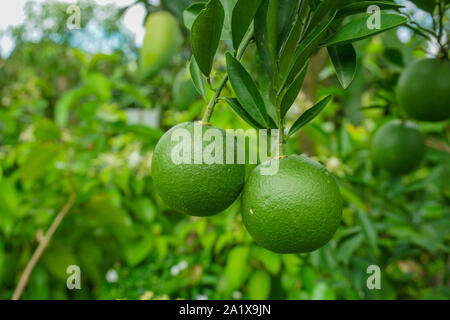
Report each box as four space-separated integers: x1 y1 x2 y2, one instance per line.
426 138 450 153
11 193 76 300
201 30 254 123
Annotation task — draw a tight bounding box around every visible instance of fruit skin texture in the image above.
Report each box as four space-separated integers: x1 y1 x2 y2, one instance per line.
241 155 342 254
173 68 200 111
139 11 182 78
398 58 450 122
371 120 425 175
151 122 245 217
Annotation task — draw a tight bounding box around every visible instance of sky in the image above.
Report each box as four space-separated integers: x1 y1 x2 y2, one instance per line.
0 0 159 57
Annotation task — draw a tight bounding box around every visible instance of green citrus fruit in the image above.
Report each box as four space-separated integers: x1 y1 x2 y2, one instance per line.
241 155 342 254
151 122 245 216
173 68 200 111
398 58 450 122
139 11 182 78
371 120 425 175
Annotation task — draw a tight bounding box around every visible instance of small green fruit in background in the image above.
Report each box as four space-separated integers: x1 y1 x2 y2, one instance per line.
139 11 182 78
151 122 245 217
371 120 425 175
173 68 200 111
398 58 450 122
241 155 342 254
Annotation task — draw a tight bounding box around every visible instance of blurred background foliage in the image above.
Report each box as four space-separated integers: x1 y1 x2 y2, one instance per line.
0 0 448 300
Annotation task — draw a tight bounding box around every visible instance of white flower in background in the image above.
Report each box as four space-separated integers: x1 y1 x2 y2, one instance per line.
195 294 208 300
177 260 188 271
232 291 242 300
170 265 180 276
128 151 142 168
106 269 119 283
327 157 340 171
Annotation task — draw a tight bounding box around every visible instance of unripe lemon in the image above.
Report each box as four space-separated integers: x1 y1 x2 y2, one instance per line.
139 11 182 78
371 120 425 175
398 58 450 122
151 122 245 216
242 155 342 254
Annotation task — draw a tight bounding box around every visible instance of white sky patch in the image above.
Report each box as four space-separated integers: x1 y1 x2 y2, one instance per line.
0 0 146 57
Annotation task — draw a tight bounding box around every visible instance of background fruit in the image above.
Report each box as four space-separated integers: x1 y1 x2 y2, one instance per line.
173 68 200 110
398 58 450 122
139 11 182 78
151 122 245 216
242 155 342 254
371 120 425 174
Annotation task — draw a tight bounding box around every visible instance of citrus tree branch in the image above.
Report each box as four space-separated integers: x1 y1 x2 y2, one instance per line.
426 138 450 153
11 193 76 300
202 30 254 123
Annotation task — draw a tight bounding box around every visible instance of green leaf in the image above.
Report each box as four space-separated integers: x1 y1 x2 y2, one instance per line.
336 1 404 19
279 15 303 77
356 210 378 253
226 53 271 128
183 2 205 30
288 95 333 137
54 86 91 127
254 0 273 78
19 142 61 182
42 244 78 280
328 43 357 89
280 60 309 119
247 271 271 299
323 13 407 47
231 0 262 50
251 246 281 275
266 0 279 72
409 0 436 13
191 0 225 76
281 13 336 90
189 56 207 99
224 246 250 291
224 97 265 129
116 82 152 108
337 234 364 264
276 0 301 52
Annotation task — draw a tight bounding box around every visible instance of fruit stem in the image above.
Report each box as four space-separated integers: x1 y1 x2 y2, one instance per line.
277 112 285 157
201 30 254 123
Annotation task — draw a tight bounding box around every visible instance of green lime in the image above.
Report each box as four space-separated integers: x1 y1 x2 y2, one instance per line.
371 120 425 175
151 122 245 216
398 58 450 122
173 68 200 111
241 155 342 254
139 11 182 78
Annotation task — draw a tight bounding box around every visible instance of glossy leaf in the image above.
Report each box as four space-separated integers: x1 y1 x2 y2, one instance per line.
19 143 61 182
247 271 271 299
281 13 335 91
226 53 270 128
288 95 333 137
189 56 207 99
356 210 378 253
276 0 301 52
336 1 404 19
254 0 273 78
323 14 407 47
280 60 309 119
279 15 303 77
328 43 357 89
191 0 225 76
266 0 279 70
231 0 262 50
183 2 205 30
224 97 265 129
